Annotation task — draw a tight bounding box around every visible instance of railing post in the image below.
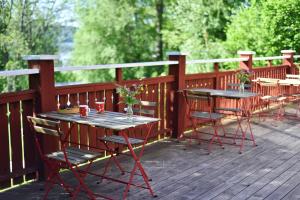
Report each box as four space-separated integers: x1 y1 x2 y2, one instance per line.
24 55 58 179
237 51 255 71
168 52 186 138
281 50 295 74
213 63 219 89
114 68 123 112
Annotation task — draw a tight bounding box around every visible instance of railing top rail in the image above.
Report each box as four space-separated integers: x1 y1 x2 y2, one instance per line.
0 69 40 77
294 55 300 59
1 54 298 77
186 57 248 65
253 55 290 61
55 61 179 72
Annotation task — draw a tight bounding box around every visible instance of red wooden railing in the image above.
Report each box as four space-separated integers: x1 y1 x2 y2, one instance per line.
0 90 37 190
0 50 298 191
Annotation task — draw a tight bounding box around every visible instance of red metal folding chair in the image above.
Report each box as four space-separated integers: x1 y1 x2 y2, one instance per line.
98 120 157 199
215 83 250 137
27 116 103 200
255 79 287 121
181 90 225 153
214 83 256 153
284 75 300 117
132 100 171 138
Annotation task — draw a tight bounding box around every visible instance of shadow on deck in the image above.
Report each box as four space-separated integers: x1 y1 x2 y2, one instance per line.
1 108 300 200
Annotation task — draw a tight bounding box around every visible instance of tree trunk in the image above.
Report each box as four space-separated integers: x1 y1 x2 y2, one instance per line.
156 0 163 61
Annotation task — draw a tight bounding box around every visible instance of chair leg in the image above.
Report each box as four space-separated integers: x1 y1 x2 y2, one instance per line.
69 164 95 200
43 182 54 200
42 162 75 198
247 118 256 147
72 162 95 199
233 115 243 144
121 127 156 199
208 121 224 154
101 141 125 177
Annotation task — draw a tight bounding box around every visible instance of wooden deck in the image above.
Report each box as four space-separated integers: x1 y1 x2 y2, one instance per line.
1 109 300 200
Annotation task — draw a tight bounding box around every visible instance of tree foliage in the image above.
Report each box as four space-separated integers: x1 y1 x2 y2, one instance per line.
225 0 300 57
72 0 166 82
72 0 247 78
0 0 64 92
2 0 300 92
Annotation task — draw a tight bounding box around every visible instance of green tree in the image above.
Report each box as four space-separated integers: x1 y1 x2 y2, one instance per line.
72 0 247 78
72 0 167 82
163 0 247 72
225 0 300 58
0 0 65 92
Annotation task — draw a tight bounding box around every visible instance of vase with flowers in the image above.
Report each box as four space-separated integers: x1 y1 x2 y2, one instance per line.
236 69 252 93
116 84 143 120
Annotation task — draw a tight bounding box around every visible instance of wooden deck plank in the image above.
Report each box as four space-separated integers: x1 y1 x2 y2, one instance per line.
263 172 300 200
138 119 296 199
210 137 300 200
250 162 300 199
158 131 300 200
282 182 300 200
212 149 300 200
229 154 300 200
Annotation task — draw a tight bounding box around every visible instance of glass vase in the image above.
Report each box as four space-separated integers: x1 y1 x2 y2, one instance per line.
239 83 245 93
126 104 134 121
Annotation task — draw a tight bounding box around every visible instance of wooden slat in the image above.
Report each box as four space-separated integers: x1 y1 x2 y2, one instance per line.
28 116 59 128
69 93 79 147
0 90 36 104
56 82 115 95
33 126 60 136
39 110 159 131
140 100 157 107
133 108 155 116
22 100 37 181
79 93 89 150
166 82 173 133
9 102 23 185
159 83 166 137
105 89 114 111
0 104 11 189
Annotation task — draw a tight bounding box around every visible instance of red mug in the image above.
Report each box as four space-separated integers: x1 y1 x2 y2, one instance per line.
95 102 105 113
79 105 90 117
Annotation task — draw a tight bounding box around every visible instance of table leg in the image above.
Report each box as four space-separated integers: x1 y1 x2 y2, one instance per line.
121 123 156 199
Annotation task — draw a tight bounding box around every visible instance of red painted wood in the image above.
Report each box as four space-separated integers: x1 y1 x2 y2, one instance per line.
22 100 37 181
165 82 173 133
0 104 11 189
56 82 116 95
79 93 88 150
0 90 35 104
28 60 57 180
89 91 96 109
9 102 23 185
105 89 114 111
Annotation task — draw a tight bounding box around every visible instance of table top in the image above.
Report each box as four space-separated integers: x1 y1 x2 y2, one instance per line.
253 78 300 86
279 79 300 86
186 88 258 99
39 110 160 131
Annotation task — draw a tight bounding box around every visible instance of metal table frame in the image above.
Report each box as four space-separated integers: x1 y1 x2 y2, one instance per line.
186 88 258 153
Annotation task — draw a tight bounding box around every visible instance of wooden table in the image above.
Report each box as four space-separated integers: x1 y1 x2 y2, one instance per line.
186 88 258 153
253 77 300 86
188 88 258 99
39 109 160 199
39 110 159 130
253 78 300 118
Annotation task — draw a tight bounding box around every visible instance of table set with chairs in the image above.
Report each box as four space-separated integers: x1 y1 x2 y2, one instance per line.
179 74 300 155
25 73 300 199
